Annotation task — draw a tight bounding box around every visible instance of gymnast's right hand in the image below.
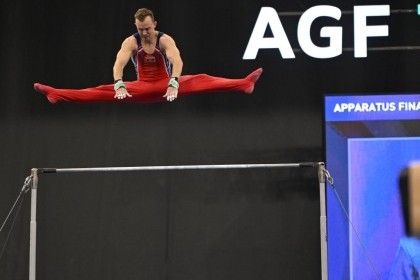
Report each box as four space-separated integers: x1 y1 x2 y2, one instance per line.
113 79 132 100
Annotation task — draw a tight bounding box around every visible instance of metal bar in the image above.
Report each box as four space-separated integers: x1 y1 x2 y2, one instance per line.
29 161 326 280
278 9 417 16
345 46 420 52
292 46 420 53
29 169 38 280
318 163 328 280
38 162 317 174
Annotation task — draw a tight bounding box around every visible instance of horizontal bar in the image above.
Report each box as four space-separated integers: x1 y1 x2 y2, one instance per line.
37 162 320 174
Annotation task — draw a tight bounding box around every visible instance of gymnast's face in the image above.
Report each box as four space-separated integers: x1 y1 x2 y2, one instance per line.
135 16 157 43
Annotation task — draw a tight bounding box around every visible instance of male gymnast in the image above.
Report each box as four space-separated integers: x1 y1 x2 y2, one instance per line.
34 8 263 104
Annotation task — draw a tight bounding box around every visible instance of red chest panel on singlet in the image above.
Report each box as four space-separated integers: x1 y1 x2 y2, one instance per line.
132 32 172 81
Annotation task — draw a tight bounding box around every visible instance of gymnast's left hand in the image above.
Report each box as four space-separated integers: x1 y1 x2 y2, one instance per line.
164 86 178 102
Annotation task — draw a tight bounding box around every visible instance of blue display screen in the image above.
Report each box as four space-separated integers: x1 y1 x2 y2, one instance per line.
324 93 420 279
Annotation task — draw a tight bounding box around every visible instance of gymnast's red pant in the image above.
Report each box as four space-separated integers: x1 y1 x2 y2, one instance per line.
35 68 262 104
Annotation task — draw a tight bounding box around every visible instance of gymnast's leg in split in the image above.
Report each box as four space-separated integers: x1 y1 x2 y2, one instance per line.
34 68 263 104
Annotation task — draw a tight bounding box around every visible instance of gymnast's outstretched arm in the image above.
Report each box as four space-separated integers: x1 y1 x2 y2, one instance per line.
112 36 137 100
160 34 183 102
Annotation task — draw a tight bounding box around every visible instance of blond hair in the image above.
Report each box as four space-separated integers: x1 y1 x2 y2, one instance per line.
134 8 155 21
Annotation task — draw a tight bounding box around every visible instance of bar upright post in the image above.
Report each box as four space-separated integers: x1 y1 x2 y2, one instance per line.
29 168 38 280
318 163 328 280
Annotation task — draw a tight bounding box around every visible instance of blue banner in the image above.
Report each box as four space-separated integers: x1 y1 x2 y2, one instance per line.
325 94 420 121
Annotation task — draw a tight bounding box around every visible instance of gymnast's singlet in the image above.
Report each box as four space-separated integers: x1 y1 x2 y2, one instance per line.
131 32 172 81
